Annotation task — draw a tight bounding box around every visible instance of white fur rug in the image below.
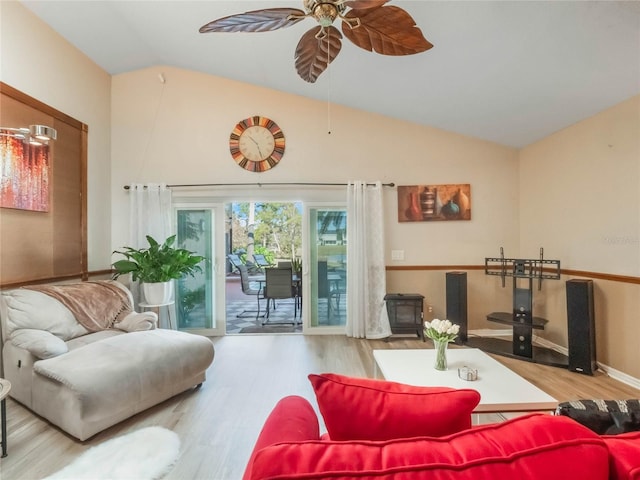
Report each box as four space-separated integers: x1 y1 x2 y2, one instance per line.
44 427 181 480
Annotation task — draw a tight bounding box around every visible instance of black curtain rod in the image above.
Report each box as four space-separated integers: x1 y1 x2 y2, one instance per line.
123 182 395 190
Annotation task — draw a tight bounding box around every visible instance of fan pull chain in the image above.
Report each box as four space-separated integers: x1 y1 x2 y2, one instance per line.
326 38 332 135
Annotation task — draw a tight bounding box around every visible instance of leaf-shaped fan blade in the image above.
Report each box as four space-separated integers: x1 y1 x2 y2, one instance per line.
343 0 389 10
342 5 433 55
295 26 343 83
199 8 306 33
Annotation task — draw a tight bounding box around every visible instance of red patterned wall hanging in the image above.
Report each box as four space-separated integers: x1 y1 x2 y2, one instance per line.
0 136 50 212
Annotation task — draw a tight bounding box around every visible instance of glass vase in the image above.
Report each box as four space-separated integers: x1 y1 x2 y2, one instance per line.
433 339 448 371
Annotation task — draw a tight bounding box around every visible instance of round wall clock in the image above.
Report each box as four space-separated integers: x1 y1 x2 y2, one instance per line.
229 116 285 172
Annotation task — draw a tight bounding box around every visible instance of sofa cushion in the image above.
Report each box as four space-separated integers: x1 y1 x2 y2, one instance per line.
10 329 68 359
308 373 480 440
34 330 213 401
1 288 89 340
31 329 215 440
603 431 640 480
64 330 125 351
249 413 609 480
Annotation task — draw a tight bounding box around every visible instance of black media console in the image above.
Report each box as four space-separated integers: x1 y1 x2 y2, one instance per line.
465 248 569 368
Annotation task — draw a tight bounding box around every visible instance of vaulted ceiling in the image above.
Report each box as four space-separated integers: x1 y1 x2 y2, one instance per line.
19 1 640 147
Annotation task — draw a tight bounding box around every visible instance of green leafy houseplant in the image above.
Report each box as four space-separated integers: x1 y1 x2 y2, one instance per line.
291 257 302 275
112 235 204 283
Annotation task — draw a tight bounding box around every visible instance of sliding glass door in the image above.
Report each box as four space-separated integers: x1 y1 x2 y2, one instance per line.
305 205 347 333
173 198 346 335
174 203 225 335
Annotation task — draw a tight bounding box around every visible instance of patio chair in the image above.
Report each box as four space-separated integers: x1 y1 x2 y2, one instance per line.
271 261 300 312
227 254 244 273
228 253 261 275
318 261 343 322
262 267 298 325
236 265 266 319
253 253 275 272
329 270 346 319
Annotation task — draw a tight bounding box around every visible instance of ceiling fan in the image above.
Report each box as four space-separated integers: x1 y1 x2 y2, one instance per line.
199 0 433 83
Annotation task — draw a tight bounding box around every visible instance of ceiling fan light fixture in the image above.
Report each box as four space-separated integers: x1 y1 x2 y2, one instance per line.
306 0 344 26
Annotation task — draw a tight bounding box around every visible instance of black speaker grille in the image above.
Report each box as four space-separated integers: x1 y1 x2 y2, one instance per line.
446 272 468 344
566 279 596 375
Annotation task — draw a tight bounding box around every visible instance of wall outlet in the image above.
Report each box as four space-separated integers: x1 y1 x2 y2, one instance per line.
391 250 405 261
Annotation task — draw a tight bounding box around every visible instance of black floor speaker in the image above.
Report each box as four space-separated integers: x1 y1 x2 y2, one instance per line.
566 279 596 375
446 271 467 344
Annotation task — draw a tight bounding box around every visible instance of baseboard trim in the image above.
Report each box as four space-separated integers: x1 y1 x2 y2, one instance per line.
595 363 640 391
470 329 640 390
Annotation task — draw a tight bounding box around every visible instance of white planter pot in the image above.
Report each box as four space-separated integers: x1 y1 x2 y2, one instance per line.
142 281 174 305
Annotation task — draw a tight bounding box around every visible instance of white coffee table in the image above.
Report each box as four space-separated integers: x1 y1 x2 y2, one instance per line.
373 348 557 413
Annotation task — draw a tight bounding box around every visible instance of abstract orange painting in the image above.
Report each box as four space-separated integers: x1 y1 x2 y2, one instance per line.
398 184 471 222
0 136 50 212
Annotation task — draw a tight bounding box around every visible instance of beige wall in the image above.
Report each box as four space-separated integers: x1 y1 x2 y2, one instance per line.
111 66 519 263
0 1 112 271
518 96 640 379
519 96 640 275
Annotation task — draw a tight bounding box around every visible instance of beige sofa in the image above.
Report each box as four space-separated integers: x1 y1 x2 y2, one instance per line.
0 280 215 440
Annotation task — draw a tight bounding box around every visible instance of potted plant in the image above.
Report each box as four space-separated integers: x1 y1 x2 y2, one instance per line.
291 256 302 276
112 235 204 305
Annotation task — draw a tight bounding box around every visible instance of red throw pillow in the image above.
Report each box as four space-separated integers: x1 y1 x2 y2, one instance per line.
308 373 480 441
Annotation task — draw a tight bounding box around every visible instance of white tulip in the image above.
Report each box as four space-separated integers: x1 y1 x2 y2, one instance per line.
423 318 460 342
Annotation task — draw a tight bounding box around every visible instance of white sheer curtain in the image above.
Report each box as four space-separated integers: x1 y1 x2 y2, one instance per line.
345 181 391 339
127 183 173 304
129 183 172 248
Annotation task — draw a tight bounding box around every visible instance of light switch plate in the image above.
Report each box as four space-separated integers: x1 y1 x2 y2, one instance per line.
391 250 405 261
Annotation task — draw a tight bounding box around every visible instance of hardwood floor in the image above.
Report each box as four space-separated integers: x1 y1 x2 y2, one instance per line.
2 335 640 480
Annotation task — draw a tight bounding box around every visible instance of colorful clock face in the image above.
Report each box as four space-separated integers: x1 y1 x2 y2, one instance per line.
229 116 285 172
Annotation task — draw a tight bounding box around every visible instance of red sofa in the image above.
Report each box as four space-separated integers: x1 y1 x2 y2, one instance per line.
243 395 640 480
